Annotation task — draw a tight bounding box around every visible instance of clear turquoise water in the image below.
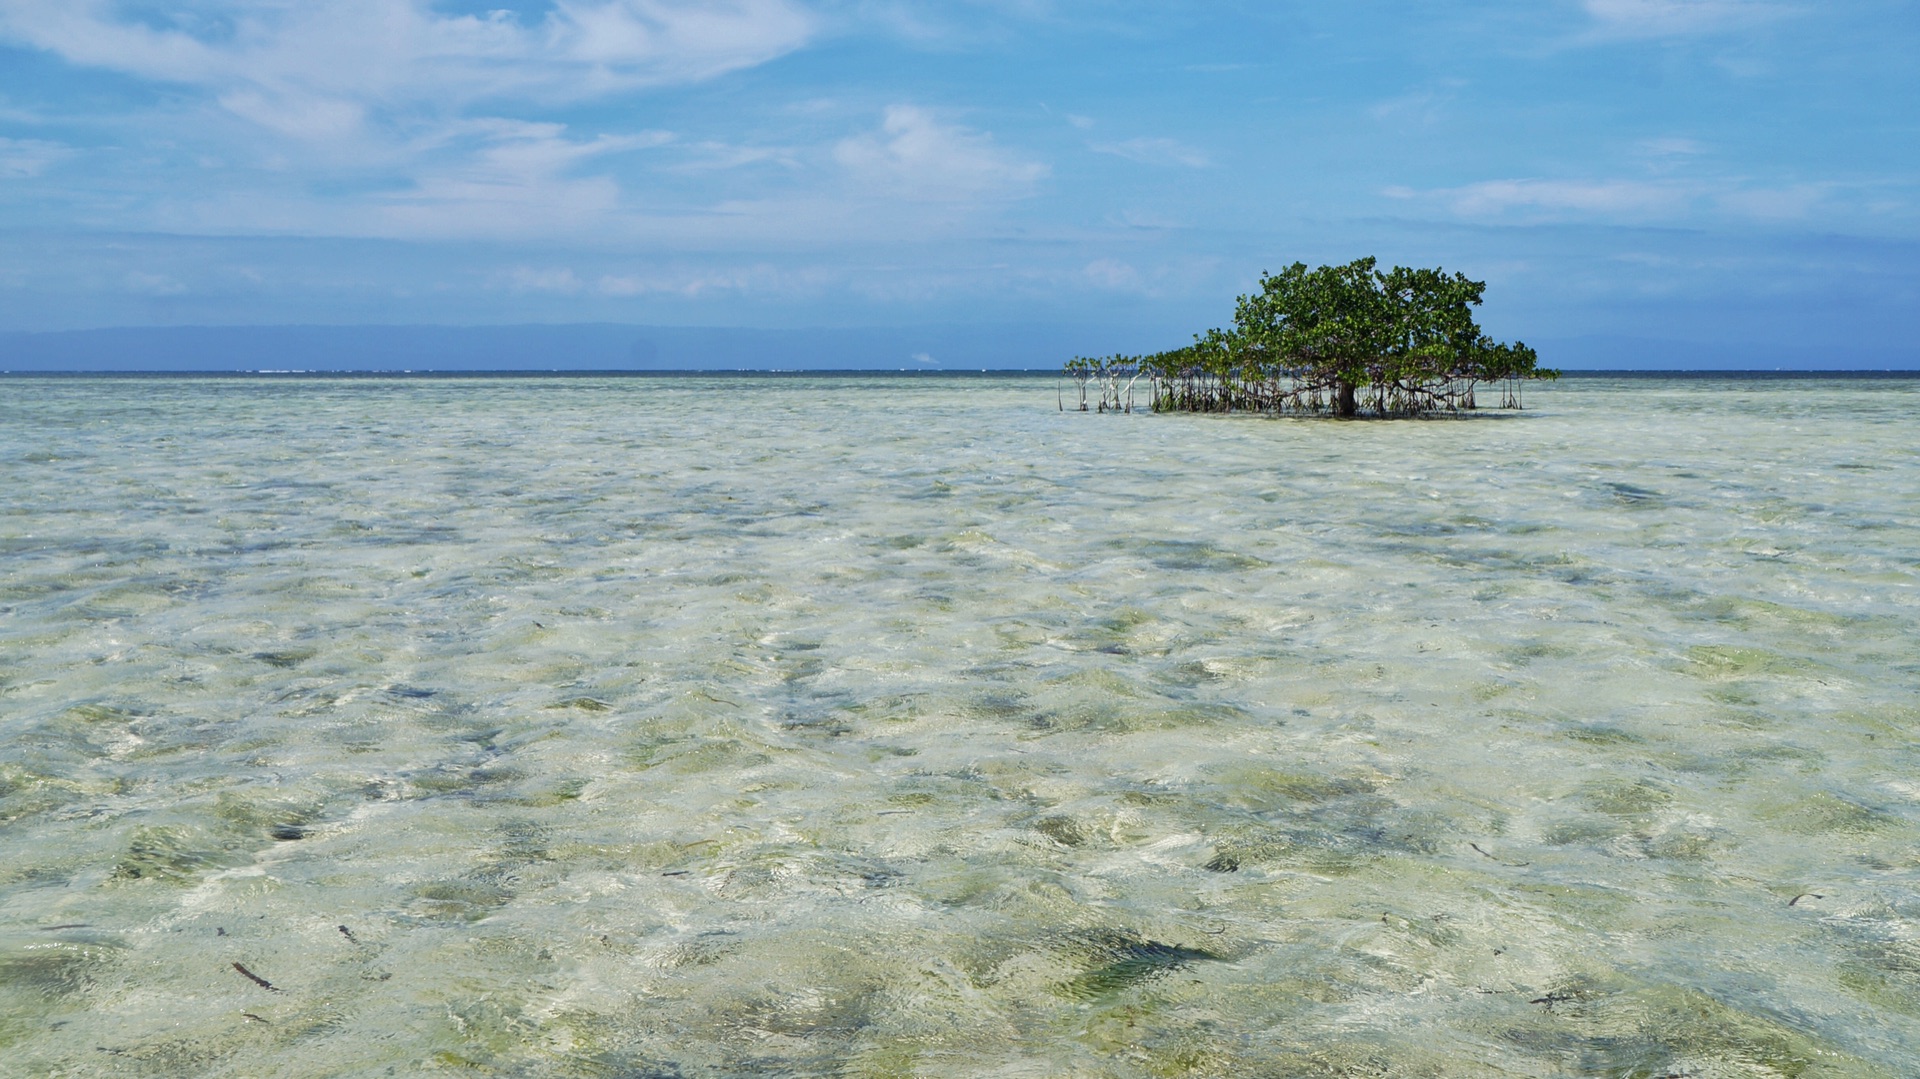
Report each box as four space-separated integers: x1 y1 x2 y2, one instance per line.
1 374 1917 1077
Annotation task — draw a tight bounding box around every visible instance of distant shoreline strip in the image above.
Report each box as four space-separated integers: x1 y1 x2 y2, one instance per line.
2 368 1918 380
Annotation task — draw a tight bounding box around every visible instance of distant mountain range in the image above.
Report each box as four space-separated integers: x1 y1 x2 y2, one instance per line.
1 324 1911 372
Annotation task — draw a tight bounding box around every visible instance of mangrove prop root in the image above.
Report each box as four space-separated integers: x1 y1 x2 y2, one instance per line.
1065 358 1535 418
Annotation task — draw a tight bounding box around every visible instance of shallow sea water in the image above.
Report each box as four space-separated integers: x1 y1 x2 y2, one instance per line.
1 373 1918 1077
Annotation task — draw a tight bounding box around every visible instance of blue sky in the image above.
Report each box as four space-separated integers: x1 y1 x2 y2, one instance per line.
1 1 1915 365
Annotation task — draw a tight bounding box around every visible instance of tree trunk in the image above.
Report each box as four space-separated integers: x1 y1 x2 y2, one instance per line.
1335 379 1357 417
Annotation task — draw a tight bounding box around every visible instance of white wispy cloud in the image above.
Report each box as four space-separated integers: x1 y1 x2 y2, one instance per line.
668 142 801 173
1391 174 1852 225
446 121 674 179
124 270 187 295
0 0 817 138
495 261 822 299
835 105 1047 200
1716 183 1830 220
1640 136 1708 156
1444 178 1692 217
595 263 819 297
0 136 72 178
1088 137 1210 168
0 1 813 242
219 92 366 142
1368 81 1465 125
842 0 1060 49
0 4 1059 240
370 121 671 238
502 267 585 294
1082 258 1141 290
1580 0 1794 39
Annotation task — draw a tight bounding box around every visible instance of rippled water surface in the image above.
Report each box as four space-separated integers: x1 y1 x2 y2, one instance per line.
3 373 1918 1077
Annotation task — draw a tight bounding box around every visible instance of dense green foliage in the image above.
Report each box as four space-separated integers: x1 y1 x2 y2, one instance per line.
1066 257 1555 416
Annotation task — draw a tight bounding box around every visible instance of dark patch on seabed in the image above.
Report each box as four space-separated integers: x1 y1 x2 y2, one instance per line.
1054 929 1228 1000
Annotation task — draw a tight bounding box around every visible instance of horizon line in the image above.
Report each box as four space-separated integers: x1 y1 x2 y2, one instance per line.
6 368 1919 378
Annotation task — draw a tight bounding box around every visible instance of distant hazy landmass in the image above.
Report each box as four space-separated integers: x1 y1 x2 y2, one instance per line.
0 324 1123 373
1537 335 1917 372
0 324 1912 372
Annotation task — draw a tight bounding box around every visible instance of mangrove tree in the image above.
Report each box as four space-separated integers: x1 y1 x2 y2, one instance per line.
1065 257 1555 417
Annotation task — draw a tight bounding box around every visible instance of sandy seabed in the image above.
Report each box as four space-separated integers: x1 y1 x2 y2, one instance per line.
1 373 1917 1077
